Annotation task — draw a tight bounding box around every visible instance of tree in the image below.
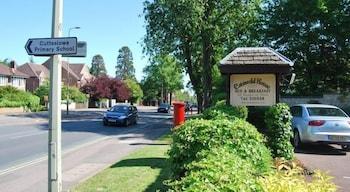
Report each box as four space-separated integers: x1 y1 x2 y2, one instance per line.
142 55 183 104
262 0 350 95
80 76 130 101
125 78 143 104
116 46 135 80
143 0 262 111
0 58 10 66
90 54 107 77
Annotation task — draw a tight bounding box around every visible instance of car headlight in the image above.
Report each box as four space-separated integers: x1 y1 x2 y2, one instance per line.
119 116 126 119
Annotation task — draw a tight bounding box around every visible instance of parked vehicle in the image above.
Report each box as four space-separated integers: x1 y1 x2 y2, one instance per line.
157 103 171 113
291 104 350 150
103 105 138 126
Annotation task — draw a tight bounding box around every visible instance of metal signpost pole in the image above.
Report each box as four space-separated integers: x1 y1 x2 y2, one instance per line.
49 0 63 191
66 27 80 115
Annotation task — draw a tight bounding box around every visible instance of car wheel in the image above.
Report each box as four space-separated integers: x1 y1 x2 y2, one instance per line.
341 144 350 151
293 129 302 148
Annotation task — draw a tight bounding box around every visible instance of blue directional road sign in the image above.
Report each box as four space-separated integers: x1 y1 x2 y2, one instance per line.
25 37 77 56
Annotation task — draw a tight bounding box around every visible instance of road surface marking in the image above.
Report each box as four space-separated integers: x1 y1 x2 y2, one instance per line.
10 132 46 139
0 122 152 176
344 176 350 179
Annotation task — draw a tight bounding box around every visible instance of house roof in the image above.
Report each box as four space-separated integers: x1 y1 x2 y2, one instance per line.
43 58 81 80
219 47 293 74
18 63 49 78
0 64 29 78
66 63 85 79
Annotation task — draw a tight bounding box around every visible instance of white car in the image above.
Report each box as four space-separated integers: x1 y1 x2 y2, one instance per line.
291 104 350 150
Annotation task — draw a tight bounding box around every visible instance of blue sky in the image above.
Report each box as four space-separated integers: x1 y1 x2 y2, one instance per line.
0 0 148 81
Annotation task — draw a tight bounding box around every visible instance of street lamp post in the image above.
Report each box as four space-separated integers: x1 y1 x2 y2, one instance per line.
66 26 80 115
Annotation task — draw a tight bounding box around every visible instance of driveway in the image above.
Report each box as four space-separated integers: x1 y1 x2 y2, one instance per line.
295 144 350 191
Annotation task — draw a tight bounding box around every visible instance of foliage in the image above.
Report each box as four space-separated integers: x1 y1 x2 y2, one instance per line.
173 90 195 103
202 100 248 121
80 76 130 101
90 54 107 77
169 119 272 178
0 86 40 111
62 86 87 103
262 0 350 95
264 103 294 160
34 81 87 104
143 0 262 110
259 169 336 192
116 46 135 80
0 58 10 66
124 78 143 104
247 106 270 133
142 55 183 103
168 147 263 192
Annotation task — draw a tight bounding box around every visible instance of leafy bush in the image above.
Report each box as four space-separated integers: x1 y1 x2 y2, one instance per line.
169 118 272 178
247 106 269 133
259 169 337 192
168 148 263 192
0 86 40 111
264 103 294 160
202 100 248 121
35 82 87 104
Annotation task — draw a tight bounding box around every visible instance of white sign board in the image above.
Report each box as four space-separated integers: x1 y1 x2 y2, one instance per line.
230 74 276 106
63 41 87 57
25 37 77 56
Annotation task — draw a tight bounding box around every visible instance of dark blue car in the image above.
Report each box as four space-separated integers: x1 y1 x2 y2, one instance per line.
157 103 171 113
103 105 138 126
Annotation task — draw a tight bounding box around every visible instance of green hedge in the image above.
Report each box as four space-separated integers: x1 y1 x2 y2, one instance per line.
168 147 263 192
0 86 40 111
264 103 294 160
169 119 272 179
202 100 248 121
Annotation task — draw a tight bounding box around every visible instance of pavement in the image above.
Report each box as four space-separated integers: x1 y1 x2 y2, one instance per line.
0 106 173 192
295 144 350 192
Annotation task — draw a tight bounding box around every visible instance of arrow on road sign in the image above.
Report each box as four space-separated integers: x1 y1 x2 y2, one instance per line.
25 37 77 56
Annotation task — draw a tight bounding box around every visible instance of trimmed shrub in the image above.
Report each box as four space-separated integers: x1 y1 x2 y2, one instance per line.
247 106 269 133
169 118 272 178
0 86 40 111
168 147 263 192
202 100 248 121
264 103 294 160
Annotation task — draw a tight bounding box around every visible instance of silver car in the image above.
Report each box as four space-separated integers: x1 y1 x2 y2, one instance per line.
291 104 350 150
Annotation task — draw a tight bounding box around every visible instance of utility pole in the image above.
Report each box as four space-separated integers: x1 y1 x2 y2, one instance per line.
49 0 63 191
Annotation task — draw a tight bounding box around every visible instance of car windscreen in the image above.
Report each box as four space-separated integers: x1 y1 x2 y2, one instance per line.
307 107 348 117
160 104 169 107
111 106 128 113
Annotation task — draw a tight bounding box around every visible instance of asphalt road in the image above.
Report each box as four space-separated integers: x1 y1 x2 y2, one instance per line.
0 107 173 192
295 144 350 191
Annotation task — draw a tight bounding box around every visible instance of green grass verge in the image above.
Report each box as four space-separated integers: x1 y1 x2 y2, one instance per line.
72 134 172 192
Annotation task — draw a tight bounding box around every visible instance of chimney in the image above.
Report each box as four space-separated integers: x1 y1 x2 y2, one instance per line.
10 60 17 73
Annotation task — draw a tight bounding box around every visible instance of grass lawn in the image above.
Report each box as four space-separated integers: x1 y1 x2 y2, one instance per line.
72 134 172 192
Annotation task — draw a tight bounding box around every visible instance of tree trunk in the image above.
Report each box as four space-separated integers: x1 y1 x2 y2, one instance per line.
169 92 173 105
202 36 213 109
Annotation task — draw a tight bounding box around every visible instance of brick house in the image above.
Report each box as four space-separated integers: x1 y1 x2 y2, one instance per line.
0 61 28 90
43 58 93 87
17 63 49 92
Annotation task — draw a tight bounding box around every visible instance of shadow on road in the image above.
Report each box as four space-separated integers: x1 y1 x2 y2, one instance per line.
295 144 347 156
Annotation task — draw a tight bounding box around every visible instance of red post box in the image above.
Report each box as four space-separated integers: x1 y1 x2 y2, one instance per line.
173 102 185 127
